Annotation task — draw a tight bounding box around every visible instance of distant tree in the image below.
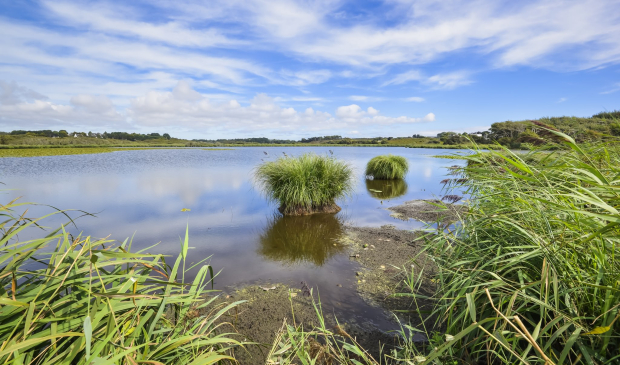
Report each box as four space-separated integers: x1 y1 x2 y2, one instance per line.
58 130 69 138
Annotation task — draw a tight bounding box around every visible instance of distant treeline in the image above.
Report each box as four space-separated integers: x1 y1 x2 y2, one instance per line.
3 130 172 141
2 110 618 148
193 137 296 144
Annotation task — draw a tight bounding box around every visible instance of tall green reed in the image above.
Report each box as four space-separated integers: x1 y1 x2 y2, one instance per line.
0 199 244 364
401 133 620 364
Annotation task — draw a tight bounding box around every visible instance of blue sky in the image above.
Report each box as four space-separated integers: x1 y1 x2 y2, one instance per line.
1 0 619 139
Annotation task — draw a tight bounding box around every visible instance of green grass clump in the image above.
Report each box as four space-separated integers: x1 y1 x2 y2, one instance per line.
0 199 243 364
254 153 354 215
365 155 409 179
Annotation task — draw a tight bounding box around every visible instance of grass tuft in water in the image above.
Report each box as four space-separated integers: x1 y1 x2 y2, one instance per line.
254 153 354 215
365 155 409 180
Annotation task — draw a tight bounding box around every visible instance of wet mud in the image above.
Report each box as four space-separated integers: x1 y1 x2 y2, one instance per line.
209 200 457 364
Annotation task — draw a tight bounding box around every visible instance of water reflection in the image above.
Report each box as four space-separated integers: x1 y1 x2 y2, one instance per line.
365 179 408 200
258 213 345 266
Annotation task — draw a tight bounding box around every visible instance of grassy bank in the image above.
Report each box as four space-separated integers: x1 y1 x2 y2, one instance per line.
393 135 620 363
0 147 191 158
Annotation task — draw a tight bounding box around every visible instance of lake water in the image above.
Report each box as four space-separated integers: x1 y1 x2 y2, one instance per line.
0 146 466 329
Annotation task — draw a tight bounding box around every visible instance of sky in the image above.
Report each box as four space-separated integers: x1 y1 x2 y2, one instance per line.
1 0 619 140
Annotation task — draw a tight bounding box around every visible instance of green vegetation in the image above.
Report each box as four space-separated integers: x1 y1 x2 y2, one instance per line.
365 178 408 199
254 153 354 215
0 200 243 364
396 133 620 363
3 110 620 150
487 110 620 148
0 147 192 158
365 154 409 179
265 133 620 364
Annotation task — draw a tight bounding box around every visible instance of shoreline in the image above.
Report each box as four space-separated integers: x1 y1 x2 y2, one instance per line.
208 200 455 365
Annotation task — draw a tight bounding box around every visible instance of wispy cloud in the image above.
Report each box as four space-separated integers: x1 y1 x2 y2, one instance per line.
601 83 620 94
348 95 386 102
383 70 472 89
1 0 619 137
557 97 567 103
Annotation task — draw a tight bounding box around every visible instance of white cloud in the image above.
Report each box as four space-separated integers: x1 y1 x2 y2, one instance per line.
404 97 425 102
557 97 567 103
0 80 48 105
384 70 472 89
127 82 434 133
348 95 386 102
272 69 332 86
601 83 620 94
43 1 241 48
276 0 620 71
70 94 117 114
0 82 126 128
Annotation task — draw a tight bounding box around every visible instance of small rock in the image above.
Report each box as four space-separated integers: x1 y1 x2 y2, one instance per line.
363 247 368 250
333 243 337 246
361 279 366 283
349 254 360 258
336 284 342 287
370 245 375 249
356 271 362 276
260 285 276 291
380 265 386 270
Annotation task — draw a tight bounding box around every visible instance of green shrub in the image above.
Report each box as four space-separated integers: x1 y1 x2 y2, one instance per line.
0 201 243 364
365 155 409 179
254 153 354 215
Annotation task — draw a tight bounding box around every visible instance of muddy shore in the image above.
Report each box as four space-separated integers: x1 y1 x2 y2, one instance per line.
209 200 457 364
387 199 465 223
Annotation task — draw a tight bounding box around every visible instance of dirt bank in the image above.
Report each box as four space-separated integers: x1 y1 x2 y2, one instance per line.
212 284 397 364
387 199 465 224
339 225 436 329
207 200 457 364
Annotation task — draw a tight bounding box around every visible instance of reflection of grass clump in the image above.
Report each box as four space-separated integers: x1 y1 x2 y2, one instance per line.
365 155 409 180
365 179 408 199
258 214 345 266
254 153 354 215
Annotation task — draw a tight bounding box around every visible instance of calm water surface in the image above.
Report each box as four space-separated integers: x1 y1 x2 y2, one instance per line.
0 147 466 329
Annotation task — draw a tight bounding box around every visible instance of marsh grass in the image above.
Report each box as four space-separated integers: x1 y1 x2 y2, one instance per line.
0 199 244 364
254 153 354 215
365 155 409 180
266 290 380 365
397 133 620 364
